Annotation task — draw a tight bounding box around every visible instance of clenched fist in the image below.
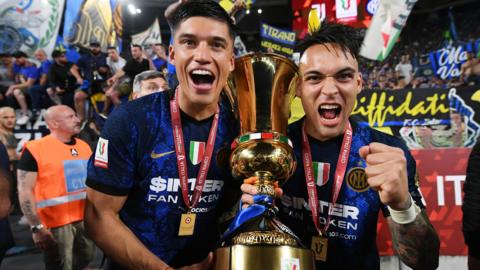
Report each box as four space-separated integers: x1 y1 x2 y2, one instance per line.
359 142 411 211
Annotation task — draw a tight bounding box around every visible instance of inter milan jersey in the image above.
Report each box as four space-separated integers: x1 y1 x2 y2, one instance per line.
87 91 239 268
278 119 423 270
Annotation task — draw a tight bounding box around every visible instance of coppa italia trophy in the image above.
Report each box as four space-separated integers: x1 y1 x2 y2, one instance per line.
214 53 315 270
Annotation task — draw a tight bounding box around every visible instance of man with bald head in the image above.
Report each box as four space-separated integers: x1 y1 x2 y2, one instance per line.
0 107 18 163
17 105 95 269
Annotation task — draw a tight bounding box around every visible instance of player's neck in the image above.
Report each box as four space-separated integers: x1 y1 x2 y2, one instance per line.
177 97 217 121
304 116 343 142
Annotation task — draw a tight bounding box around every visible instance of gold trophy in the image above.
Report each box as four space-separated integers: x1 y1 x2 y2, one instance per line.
214 53 315 270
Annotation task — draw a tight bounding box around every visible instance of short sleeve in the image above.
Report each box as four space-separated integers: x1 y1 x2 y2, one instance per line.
41 61 51 75
86 105 137 196
122 60 133 75
26 67 40 80
75 55 86 70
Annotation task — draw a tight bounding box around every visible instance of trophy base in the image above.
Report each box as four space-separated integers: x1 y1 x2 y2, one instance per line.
213 245 315 270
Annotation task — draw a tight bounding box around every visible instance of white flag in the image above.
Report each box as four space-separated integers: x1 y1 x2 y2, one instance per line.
360 0 417 61
0 0 65 55
131 18 162 46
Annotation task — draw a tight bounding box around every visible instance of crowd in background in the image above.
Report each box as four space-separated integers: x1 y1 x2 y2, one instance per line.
0 0 478 268
359 7 480 90
0 42 170 128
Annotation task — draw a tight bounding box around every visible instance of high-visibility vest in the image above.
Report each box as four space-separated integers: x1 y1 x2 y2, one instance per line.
24 135 92 229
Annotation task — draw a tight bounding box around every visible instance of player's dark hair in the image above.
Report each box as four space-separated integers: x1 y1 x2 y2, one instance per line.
296 23 363 60
170 0 236 40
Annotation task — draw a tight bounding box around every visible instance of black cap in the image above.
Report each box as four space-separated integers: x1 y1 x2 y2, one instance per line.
12 51 28 58
51 50 65 58
90 41 101 47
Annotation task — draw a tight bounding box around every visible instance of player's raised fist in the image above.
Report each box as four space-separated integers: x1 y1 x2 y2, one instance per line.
359 142 410 210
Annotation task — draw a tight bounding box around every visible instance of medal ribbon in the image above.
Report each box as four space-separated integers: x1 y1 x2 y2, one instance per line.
170 89 219 210
301 120 352 236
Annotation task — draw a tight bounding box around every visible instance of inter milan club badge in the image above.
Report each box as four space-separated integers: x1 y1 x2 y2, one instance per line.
70 148 78 157
346 167 369 192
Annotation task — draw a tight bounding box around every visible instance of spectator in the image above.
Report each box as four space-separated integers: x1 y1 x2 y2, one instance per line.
131 70 168 99
395 54 414 87
5 51 37 125
48 50 78 108
106 46 126 75
108 44 151 85
0 141 13 266
460 51 480 85
151 43 168 73
0 53 14 91
104 76 131 110
70 41 108 121
29 49 52 114
0 107 18 163
17 105 95 269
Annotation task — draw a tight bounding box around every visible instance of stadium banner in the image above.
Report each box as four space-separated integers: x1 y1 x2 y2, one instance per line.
351 86 480 148
131 18 162 46
351 88 451 127
259 22 296 56
429 43 473 80
0 0 65 55
377 147 471 256
291 86 480 148
67 0 114 50
360 0 417 61
63 0 84 43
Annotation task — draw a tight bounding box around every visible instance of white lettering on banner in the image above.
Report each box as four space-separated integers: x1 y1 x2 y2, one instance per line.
149 177 223 193
437 65 462 80
15 132 43 153
436 175 465 206
403 118 442 127
281 195 359 220
436 46 468 79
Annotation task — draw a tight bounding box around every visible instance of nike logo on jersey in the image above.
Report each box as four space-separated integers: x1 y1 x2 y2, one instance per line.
151 150 175 159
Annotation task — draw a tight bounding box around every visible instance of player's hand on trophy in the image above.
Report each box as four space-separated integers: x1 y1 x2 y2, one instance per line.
177 252 213 270
359 142 411 210
240 177 283 209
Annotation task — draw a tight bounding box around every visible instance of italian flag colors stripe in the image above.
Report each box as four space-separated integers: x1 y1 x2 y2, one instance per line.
235 132 293 149
313 162 330 186
189 141 205 165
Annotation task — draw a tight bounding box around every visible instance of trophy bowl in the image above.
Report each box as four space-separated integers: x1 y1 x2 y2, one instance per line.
214 53 315 270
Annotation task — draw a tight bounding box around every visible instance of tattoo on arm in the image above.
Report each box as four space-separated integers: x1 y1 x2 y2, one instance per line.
17 169 41 225
18 170 28 186
21 199 41 225
389 211 440 270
